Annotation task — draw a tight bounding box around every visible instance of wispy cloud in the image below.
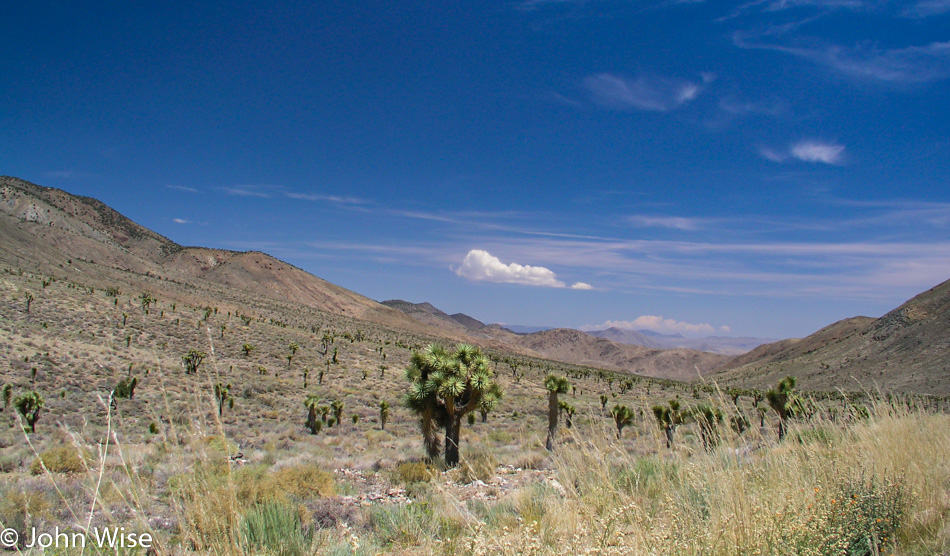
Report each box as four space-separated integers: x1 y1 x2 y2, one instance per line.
167 185 201 194
581 316 728 335
902 0 950 17
222 186 271 198
454 249 591 289
628 215 707 231
790 140 845 164
582 73 710 112
172 218 190 224
285 191 368 205
735 31 950 84
758 140 845 164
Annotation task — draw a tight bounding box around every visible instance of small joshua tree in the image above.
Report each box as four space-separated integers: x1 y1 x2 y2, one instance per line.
24 292 34 313
691 403 724 451
559 400 576 429
15 391 44 433
652 400 684 448
612 404 634 439
182 349 206 374
115 376 138 400
767 376 801 441
214 382 233 416
2 384 11 411
140 292 155 314
289 341 299 356
331 400 345 427
379 400 390 430
599 394 609 414
242 343 254 357
304 394 321 434
544 374 570 451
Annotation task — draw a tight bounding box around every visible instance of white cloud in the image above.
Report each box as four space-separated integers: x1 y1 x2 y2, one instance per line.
172 218 190 224
758 141 845 164
581 316 723 335
791 141 845 164
455 249 591 289
582 73 707 112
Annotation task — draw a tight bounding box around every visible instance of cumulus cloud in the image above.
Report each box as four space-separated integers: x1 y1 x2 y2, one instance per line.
758 141 845 164
582 316 728 335
582 73 708 112
455 249 591 289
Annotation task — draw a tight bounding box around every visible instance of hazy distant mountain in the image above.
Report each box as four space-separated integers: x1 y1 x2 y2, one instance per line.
587 327 773 355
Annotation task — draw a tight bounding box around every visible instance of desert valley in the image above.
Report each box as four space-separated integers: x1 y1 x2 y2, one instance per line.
0 175 948 554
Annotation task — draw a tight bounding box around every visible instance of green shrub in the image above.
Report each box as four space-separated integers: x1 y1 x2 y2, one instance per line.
30 445 89 474
394 461 435 485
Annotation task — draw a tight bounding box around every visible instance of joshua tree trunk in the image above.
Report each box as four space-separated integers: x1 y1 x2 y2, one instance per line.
422 406 441 461
546 390 559 451
445 415 462 467
665 425 674 448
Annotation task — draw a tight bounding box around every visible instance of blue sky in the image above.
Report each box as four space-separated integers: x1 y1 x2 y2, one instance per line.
2 1 949 338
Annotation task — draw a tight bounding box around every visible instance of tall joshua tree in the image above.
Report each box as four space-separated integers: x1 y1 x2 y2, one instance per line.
405 344 502 467
767 376 800 441
214 382 233 416
182 349 206 374
544 374 570 451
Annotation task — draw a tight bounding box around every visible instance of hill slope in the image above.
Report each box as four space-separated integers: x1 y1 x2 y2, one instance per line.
713 279 950 395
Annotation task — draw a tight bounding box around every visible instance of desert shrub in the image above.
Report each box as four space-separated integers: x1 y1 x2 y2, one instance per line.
787 474 908 555
240 500 312 556
394 461 435 485
0 490 53 548
30 444 89 474
487 429 513 443
234 464 336 505
307 498 360 529
458 444 497 484
368 503 463 547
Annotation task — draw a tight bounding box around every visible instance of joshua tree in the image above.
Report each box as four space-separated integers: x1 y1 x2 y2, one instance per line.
242 343 255 357
379 400 390 430
652 400 685 448
139 292 155 314
331 399 345 427
303 369 309 389
304 394 321 434
214 382 233 416
289 341 299 356
599 394 609 414
612 404 634 439
220 323 227 339
559 400 576 429
24 292 34 313
544 374 570 451
114 376 138 400
1 384 11 411
767 376 801 441
182 349 206 374
404 344 502 467
15 391 44 433
691 403 724 451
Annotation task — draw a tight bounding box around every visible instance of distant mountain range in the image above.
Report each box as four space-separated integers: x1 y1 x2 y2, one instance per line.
3 175 948 394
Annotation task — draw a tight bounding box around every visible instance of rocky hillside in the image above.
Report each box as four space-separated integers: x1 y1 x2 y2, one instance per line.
712 279 950 395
